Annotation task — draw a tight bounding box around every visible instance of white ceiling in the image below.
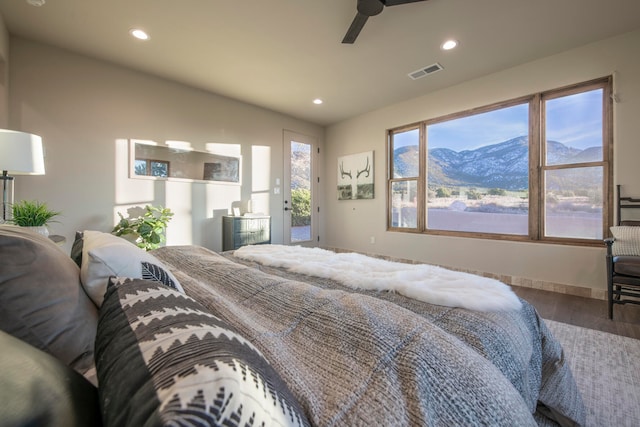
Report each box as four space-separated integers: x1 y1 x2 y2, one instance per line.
1 0 639 126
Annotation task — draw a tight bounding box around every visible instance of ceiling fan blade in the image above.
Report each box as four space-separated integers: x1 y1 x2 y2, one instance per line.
342 12 369 44
342 0 426 44
382 0 428 6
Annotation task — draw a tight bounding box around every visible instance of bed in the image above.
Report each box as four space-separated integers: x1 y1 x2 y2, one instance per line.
148 243 586 427
0 226 585 426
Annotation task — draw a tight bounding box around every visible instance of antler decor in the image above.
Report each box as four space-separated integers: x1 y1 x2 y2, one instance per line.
337 150 374 200
340 161 352 179
357 157 371 178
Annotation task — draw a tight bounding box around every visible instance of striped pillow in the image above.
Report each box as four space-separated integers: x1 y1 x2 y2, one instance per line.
95 277 310 427
610 226 640 256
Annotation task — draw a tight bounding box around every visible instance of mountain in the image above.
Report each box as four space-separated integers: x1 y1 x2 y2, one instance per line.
429 136 530 190
393 145 420 178
394 136 602 191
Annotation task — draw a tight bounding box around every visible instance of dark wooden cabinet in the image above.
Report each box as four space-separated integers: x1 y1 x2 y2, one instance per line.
222 215 271 251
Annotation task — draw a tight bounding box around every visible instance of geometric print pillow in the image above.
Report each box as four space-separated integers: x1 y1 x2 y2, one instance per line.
610 226 640 256
95 277 310 427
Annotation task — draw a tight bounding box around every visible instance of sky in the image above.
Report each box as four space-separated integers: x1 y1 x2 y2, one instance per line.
394 88 603 152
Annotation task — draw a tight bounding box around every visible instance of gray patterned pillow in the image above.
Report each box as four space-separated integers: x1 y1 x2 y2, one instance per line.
610 226 640 256
96 277 310 427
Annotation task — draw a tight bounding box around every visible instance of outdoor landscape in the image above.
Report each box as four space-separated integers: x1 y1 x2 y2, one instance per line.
392 136 603 238
290 143 312 241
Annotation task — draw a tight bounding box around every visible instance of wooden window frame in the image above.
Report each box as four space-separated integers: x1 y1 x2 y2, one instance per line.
386 76 613 247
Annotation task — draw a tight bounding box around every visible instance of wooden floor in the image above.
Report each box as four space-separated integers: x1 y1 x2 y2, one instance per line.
512 286 640 339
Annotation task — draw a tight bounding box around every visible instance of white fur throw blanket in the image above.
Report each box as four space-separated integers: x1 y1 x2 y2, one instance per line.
234 245 522 312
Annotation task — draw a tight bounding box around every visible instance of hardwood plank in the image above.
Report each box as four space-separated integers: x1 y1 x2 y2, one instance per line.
512 286 640 339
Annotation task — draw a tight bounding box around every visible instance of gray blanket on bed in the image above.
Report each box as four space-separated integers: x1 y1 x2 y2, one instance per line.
153 245 585 427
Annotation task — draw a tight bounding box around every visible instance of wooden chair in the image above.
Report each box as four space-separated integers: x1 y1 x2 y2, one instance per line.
605 185 640 319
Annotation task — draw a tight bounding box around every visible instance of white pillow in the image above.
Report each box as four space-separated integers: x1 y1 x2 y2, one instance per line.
610 226 640 256
79 230 183 307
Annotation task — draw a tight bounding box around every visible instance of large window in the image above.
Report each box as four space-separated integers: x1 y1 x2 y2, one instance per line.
387 77 612 244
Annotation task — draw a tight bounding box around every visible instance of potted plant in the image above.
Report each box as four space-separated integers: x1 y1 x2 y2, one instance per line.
10 200 61 237
112 205 174 251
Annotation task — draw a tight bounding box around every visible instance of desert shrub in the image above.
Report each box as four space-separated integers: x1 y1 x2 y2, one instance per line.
436 187 451 198
466 188 483 200
487 188 507 196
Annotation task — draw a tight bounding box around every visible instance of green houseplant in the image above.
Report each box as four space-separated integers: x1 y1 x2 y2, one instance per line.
10 200 61 236
112 205 174 251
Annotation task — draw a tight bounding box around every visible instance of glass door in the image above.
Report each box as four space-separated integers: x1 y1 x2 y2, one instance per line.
283 130 317 246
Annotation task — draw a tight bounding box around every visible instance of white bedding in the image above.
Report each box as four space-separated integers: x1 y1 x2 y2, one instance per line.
234 245 522 312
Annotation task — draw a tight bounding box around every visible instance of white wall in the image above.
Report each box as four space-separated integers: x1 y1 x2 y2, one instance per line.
7 25 640 294
324 29 640 293
8 37 324 252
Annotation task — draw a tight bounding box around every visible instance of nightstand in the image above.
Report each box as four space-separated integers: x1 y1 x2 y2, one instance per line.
222 216 270 251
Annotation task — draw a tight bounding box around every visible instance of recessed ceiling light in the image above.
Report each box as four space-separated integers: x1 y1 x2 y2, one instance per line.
313 99 323 105
26 0 46 6
441 39 458 51
130 29 150 41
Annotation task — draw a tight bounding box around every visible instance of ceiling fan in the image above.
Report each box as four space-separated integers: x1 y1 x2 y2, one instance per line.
342 0 429 44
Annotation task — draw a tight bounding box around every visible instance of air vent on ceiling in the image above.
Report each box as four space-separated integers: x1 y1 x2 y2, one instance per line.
408 63 444 80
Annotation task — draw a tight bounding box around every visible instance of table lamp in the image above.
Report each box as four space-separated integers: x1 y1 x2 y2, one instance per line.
0 129 45 222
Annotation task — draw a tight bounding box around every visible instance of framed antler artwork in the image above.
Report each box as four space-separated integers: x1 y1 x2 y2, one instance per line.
337 150 374 200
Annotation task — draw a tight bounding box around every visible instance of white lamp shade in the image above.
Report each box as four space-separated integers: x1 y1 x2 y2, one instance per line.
0 129 45 175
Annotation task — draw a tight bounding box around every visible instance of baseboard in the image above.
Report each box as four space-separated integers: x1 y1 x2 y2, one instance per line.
325 246 606 301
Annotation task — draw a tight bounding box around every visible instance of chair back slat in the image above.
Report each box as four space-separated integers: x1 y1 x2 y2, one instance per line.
620 220 640 227
617 184 640 225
